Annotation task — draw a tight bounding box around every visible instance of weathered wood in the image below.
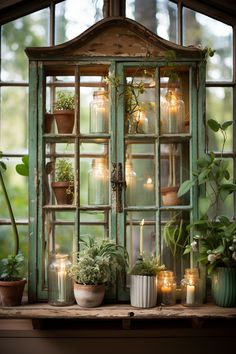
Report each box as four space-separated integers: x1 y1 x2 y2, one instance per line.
25 17 202 60
0 303 235 320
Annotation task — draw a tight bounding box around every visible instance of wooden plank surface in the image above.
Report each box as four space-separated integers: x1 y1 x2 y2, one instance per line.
0 303 236 320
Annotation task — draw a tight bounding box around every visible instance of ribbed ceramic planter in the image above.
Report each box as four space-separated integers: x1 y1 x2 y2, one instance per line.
74 283 106 307
211 267 236 307
130 275 157 308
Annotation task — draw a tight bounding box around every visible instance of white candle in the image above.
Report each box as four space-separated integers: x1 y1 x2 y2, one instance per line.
143 177 154 191
140 219 144 256
186 284 195 305
58 266 66 302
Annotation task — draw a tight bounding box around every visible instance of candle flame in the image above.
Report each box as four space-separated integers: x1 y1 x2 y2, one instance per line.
146 177 152 184
140 219 144 226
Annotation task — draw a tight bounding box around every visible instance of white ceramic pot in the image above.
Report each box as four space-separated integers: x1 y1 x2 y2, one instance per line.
74 283 106 307
130 275 157 308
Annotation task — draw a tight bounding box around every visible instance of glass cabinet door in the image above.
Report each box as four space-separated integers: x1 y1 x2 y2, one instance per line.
117 63 194 291
35 61 196 301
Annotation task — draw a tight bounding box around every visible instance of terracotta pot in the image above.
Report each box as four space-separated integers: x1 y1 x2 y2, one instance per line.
161 186 180 206
130 275 157 308
51 181 74 204
0 279 26 306
45 113 54 133
74 283 106 307
54 110 74 134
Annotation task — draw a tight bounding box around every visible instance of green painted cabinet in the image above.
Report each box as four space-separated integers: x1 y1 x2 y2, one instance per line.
26 17 205 302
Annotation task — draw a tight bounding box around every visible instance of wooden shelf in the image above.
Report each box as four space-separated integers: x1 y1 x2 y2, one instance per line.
1 303 236 320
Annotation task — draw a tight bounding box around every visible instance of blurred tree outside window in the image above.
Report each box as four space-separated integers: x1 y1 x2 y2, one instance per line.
0 1 103 269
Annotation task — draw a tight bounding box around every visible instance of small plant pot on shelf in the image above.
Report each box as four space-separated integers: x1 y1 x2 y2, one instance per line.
0 279 26 306
54 110 75 134
73 283 106 308
161 186 180 206
51 181 74 205
45 113 54 133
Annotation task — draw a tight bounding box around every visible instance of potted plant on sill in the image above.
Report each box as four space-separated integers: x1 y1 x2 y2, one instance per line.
53 90 75 134
0 154 28 306
178 119 236 307
129 255 165 308
68 236 128 307
51 158 74 205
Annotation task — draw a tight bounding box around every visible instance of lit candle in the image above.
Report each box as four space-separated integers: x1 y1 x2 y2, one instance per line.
58 263 66 302
139 219 144 256
143 178 154 205
143 177 154 191
135 110 148 133
186 284 195 305
161 285 172 293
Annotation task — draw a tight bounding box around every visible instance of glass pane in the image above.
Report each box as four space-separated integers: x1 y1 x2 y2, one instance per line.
1 87 28 153
160 66 190 134
1 9 49 81
126 211 156 267
125 68 156 134
207 159 234 219
55 0 103 44
206 87 233 153
125 143 155 206
160 143 189 206
80 142 109 205
161 210 190 285
80 72 109 134
80 212 108 242
80 225 107 242
183 7 233 81
45 143 75 205
0 157 28 219
126 0 178 42
44 211 75 253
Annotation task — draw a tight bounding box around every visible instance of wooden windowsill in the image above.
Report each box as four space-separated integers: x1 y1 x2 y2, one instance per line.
0 303 236 320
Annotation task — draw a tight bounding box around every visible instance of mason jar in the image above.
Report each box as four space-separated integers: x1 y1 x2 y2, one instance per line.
89 90 109 133
181 268 201 306
88 158 109 205
158 270 176 306
48 253 74 306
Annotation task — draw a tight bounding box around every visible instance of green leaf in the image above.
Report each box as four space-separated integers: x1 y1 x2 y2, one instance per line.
198 169 209 184
16 155 29 176
208 119 220 132
199 196 211 217
177 179 195 197
221 120 233 131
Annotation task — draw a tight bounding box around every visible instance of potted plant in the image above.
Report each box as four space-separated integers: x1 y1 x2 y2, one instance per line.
51 158 74 205
53 90 75 134
129 255 165 308
68 236 128 307
178 119 236 307
0 154 28 306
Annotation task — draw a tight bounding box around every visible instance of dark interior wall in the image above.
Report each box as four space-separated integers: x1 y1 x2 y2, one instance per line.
1 318 236 354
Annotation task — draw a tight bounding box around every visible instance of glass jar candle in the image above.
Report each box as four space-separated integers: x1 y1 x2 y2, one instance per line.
161 88 185 134
125 159 137 205
88 158 109 205
48 253 74 306
89 90 109 133
181 268 201 306
158 270 176 306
